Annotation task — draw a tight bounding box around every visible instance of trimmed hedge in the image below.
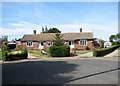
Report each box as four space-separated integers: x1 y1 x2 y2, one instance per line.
93 45 120 57
112 42 120 45
2 48 28 61
49 45 70 57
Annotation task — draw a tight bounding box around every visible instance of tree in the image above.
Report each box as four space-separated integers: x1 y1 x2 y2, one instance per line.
45 25 48 32
53 33 64 46
42 26 44 33
42 27 61 33
116 33 120 41
2 35 8 41
109 35 115 42
48 28 61 33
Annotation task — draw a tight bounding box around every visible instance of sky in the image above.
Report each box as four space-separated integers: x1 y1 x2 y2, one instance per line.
1 2 118 41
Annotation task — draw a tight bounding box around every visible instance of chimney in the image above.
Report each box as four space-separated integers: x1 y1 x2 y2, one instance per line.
80 28 82 33
33 30 36 34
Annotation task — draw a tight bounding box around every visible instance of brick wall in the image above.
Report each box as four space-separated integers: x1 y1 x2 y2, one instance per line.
43 42 50 49
21 41 38 49
87 39 93 50
73 39 93 50
21 39 93 50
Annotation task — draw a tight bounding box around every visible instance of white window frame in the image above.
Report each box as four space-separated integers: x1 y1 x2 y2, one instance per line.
46 41 52 46
80 40 87 46
27 41 33 47
69 41 74 45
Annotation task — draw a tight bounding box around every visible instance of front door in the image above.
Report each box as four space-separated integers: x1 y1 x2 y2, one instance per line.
69 41 74 49
38 42 43 49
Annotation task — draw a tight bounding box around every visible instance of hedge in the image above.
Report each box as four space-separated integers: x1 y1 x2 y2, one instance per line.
49 45 70 57
2 48 28 61
112 42 120 45
93 45 120 57
2 45 9 52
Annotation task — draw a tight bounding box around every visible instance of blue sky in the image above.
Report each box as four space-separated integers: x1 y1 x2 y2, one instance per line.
1 2 118 41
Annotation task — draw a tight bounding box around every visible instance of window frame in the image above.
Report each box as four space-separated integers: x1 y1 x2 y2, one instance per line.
80 40 87 46
46 41 52 46
27 41 33 47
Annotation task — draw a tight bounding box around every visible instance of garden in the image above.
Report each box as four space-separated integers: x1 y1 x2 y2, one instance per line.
1 45 28 61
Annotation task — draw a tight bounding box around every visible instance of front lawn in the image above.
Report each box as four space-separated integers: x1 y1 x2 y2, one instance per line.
28 49 92 58
28 49 50 57
71 50 92 54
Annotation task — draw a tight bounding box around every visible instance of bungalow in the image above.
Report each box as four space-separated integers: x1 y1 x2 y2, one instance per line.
21 28 94 50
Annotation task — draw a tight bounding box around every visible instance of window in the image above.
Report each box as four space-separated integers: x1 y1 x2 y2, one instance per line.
69 41 74 45
46 41 52 46
27 41 33 47
41 42 43 46
80 40 87 46
69 41 71 45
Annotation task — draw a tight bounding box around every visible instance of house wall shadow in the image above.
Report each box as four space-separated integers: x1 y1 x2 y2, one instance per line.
2 60 78 84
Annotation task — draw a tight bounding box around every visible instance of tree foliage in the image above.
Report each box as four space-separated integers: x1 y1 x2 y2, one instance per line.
53 33 64 46
47 28 61 33
109 35 115 42
41 26 61 33
2 35 8 41
109 33 120 42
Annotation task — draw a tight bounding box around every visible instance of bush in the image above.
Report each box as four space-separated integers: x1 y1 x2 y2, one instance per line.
49 45 70 57
93 45 120 57
85 46 90 50
2 48 28 61
101 41 104 48
112 41 120 45
112 42 117 45
2 51 8 61
2 45 9 52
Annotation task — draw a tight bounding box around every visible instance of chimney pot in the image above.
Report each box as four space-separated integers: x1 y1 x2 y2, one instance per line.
33 30 36 34
80 28 82 33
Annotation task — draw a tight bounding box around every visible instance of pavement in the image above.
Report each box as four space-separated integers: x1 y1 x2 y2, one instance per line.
104 50 120 57
2 55 119 84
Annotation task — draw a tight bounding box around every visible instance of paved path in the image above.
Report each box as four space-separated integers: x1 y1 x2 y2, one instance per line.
104 50 119 57
77 52 93 58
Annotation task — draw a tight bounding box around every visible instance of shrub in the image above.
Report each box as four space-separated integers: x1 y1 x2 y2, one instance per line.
85 46 90 50
112 41 120 45
53 33 64 46
49 45 70 57
2 45 9 52
2 48 28 61
2 51 8 61
93 45 120 57
101 41 104 48
112 42 117 45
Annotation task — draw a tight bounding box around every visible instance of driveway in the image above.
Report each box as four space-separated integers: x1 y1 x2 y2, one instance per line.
2 55 119 85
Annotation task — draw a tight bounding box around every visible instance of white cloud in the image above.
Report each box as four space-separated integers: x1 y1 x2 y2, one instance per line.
9 23 23 26
1 21 118 41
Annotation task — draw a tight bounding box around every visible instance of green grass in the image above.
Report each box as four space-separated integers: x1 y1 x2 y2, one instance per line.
71 50 92 54
29 50 50 57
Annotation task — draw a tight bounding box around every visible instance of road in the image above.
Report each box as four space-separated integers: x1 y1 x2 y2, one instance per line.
2 57 119 84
